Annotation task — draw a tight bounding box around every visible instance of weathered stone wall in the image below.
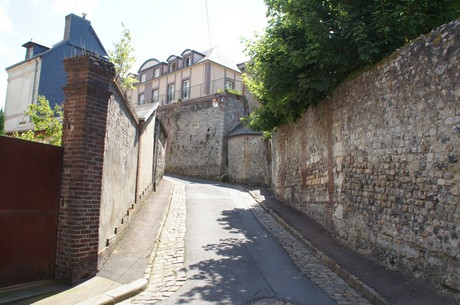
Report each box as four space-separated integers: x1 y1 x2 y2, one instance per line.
154 120 167 185
157 93 245 180
228 134 270 185
272 20 460 292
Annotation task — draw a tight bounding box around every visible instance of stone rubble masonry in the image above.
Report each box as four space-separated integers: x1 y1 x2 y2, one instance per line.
271 20 460 293
227 134 270 185
56 54 115 284
157 93 245 181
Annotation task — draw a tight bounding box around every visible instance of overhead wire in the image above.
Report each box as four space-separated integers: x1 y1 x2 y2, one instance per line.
205 0 213 51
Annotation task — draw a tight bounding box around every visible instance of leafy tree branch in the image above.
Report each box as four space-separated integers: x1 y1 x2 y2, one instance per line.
0 108 4 135
243 0 459 132
109 23 137 92
13 95 63 146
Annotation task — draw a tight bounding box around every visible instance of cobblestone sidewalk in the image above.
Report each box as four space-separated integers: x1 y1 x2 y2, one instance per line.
122 182 187 304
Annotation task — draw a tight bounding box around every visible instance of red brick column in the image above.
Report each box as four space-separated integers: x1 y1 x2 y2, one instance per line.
55 55 115 284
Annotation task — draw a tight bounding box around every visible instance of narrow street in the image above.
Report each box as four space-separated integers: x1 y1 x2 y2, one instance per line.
123 176 370 305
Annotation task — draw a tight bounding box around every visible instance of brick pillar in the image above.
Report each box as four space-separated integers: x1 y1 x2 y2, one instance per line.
55 55 115 284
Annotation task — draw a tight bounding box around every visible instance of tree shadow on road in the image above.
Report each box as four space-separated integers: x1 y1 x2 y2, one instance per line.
172 206 304 305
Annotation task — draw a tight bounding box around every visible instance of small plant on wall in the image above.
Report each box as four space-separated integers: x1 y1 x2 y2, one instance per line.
0 108 4 135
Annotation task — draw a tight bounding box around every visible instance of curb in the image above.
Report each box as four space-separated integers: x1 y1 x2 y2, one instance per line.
76 184 176 305
246 190 388 305
76 279 148 305
143 183 176 281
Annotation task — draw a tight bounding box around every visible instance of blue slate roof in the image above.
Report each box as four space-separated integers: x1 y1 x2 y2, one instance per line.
6 14 108 108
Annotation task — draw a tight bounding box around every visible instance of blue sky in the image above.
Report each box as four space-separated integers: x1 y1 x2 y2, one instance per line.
0 0 268 110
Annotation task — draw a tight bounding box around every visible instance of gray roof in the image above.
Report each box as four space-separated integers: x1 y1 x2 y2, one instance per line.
135 102 159 122
197 47 240 72
226 123 262 138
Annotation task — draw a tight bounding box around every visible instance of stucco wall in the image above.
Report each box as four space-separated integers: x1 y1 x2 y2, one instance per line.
271 20 460 292
99 89 139 254
137 114 156 199
157 93 245 180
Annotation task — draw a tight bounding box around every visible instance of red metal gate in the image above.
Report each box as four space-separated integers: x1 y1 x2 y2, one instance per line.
0 136 63 287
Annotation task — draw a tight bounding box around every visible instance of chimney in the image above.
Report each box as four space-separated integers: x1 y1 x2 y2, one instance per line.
64 15 71 40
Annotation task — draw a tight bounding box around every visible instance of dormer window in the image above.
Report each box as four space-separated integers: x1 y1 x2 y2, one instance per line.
154 68 160 78
26 48 34 59
140 73 146 83
169 62 176 73
184 56 191 67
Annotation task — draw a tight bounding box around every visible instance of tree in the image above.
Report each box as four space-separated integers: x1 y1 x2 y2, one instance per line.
109 23 137 92
243 0 460 132
0 108 4 135
13 95 63 146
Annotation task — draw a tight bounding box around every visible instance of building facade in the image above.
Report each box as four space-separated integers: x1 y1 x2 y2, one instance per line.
129 48 242 107
4 14 108 133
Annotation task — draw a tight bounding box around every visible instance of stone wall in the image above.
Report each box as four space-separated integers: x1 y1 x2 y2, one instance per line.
157 92 245 180
228 134 270 185
154 120 167 187
271 20 460 292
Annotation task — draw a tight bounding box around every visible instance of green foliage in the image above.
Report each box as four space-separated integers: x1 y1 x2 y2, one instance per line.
109 24 137 92
217 88 243 96
244 0 459 131
0 108 4 135
13 96 63 146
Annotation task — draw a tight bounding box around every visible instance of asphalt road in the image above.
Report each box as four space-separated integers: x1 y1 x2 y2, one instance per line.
159 177 337 305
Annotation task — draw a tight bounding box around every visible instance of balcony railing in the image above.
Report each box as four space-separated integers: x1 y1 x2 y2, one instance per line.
137 78 242 106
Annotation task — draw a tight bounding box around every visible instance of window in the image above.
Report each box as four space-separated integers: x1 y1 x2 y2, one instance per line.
154 68 160 78
169 62 176 73
167 84 175 103
225 80 234 90
152 89 159 103
140 74 146 82
184 56 191 67
182 80 190 99
27 47 34 59
138 93 145 105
